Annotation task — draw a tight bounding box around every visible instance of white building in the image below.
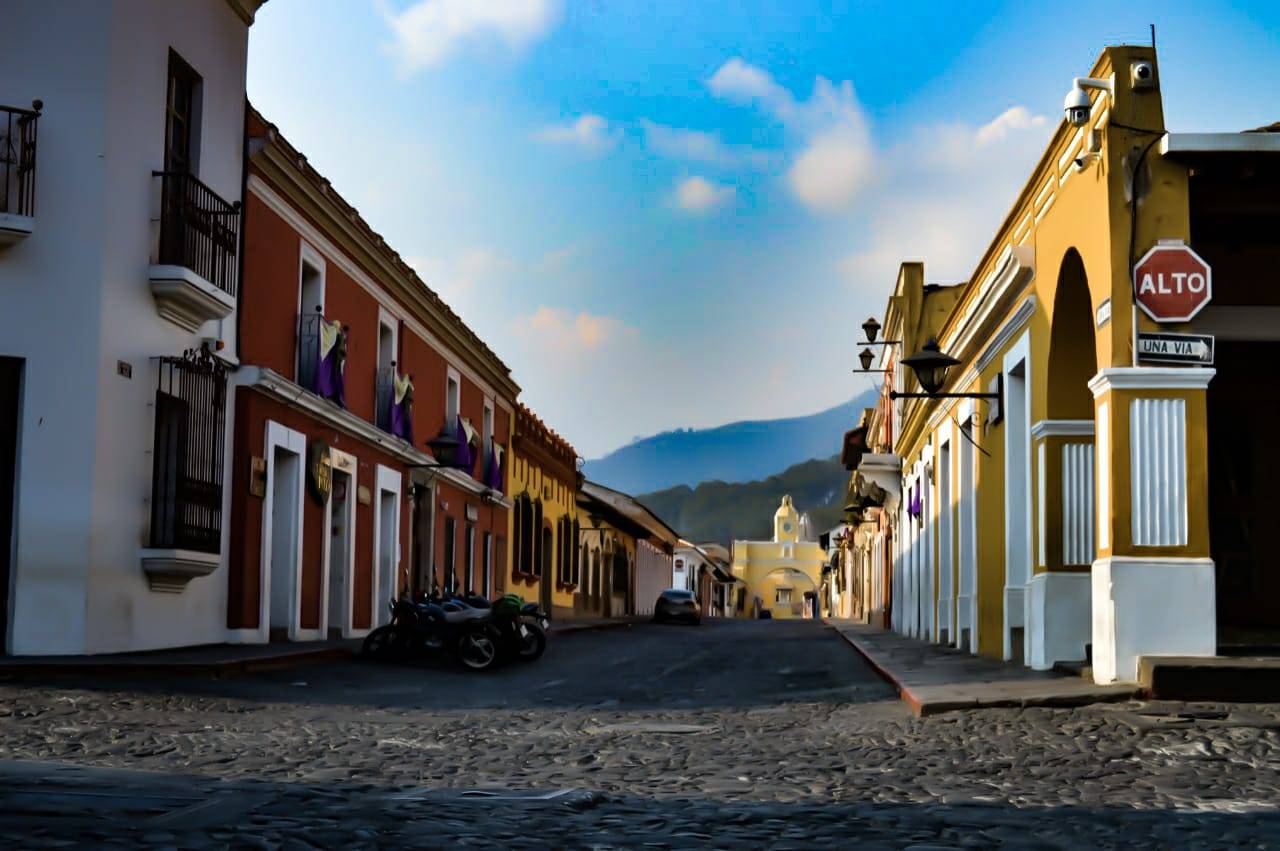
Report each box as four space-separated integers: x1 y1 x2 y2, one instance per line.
0 0 265 655
672 540 711 593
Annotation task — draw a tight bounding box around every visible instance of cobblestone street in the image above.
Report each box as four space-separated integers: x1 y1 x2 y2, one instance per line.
2 620 1280 848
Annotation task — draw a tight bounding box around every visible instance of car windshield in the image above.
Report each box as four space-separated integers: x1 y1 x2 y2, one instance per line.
663 590 694 599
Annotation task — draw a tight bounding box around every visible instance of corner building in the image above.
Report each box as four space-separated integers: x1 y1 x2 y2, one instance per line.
851 44 1280 682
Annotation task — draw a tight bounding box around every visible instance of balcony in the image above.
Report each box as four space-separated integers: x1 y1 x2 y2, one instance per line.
0 101 41 246
297 309 348 407
149 171 240 332
376 364 414 443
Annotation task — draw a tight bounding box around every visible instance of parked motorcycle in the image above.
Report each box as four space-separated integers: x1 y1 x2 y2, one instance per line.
440 591 550 663
361 596 502 671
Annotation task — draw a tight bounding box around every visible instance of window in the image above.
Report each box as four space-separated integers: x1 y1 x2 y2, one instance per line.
482 531 493 597
149 350 227 553
164 50 201 175
464 522 474 593
571 517 581 585
540 525 552 581
775 588 793 605
532 500 544 577
495 535 506 591
376 314 398 431
446 370 460 423
443 516 456 593
296 246 325 387
483 399 494 457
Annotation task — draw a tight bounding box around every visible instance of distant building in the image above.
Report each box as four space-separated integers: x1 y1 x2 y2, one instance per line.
731 496 827 619
577 481 679 618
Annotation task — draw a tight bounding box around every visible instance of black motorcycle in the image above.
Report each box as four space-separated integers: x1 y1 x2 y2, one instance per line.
440 591 550 663
361 596 501 671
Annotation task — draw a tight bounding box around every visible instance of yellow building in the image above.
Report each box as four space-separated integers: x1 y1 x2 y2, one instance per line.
731 496 827 619
508 404 581 620
848 43 1280 683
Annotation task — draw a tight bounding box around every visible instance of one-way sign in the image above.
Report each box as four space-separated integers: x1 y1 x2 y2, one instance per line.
1137 331 1214 366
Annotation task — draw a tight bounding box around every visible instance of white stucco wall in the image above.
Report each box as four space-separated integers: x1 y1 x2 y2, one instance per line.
0 0 249 654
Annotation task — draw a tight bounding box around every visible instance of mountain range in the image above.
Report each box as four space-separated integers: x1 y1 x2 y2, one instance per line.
635 456 849 548
582 391 876 495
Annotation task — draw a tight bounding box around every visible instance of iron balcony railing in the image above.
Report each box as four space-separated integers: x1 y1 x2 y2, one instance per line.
154 170 240 297
149 348 228 554
1 101 41 218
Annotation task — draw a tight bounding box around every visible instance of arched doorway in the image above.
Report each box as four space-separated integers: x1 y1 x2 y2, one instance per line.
1027 248 1097 669
1047 249 1097 420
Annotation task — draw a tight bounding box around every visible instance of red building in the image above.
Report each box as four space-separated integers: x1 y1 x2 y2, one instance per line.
225 108 518 642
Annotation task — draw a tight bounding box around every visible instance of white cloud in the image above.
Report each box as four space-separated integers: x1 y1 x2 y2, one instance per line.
787 127 874 212
707 58 795 119
407 247 512 331
674 176 735 213
383 0 560 74
837 106 1051 290
710 59 876 213
641 120 769 168
520 306 633 350
535 114 619 152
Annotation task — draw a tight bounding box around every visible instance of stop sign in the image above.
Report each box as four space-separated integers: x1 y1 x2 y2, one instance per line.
1133 243 1212 323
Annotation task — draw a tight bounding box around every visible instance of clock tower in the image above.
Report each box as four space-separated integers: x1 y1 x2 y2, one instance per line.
773 494 799 543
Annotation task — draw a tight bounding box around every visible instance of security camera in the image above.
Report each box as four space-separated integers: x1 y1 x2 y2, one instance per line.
1062 76 1114 128
1063 85 1091 127
1131 60 1155 91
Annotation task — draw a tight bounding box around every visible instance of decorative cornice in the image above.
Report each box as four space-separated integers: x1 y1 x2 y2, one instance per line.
1088 367 1216 398
242 367 511 506
975 293 1037 373
1030 419 1095 440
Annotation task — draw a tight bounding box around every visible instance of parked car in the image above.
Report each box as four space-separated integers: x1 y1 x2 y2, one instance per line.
653 589 701 625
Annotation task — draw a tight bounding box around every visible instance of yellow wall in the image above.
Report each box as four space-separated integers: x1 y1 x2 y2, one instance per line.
506 450 579 611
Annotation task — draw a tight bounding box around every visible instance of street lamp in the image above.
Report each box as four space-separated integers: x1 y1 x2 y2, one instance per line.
852 316 899 375
408 430 471 471
862 316 881 343
889 337 1002 403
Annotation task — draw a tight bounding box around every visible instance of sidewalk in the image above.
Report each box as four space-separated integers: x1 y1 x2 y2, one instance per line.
549 615 648 635
0 640 357 680
827 619 1139 716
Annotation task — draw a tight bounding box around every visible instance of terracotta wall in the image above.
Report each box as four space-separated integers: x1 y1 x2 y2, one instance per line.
226 388 410 632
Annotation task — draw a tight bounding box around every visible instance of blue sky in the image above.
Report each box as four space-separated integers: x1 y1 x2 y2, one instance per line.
247 0 1280 458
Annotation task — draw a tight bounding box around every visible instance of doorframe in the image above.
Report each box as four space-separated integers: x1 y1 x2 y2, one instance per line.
0 358 23 656
371 464 402 629
259 420 307 643
322 446 358 638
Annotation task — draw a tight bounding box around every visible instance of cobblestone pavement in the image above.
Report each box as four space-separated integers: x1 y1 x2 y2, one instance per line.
2 619 1280 848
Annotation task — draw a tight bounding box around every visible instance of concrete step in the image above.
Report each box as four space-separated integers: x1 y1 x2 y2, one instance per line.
1052 659 1093 680
1140 655 1280 702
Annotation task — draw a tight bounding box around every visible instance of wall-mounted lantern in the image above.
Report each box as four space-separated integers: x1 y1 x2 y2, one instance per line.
889 337 1003 406
852 316 899 375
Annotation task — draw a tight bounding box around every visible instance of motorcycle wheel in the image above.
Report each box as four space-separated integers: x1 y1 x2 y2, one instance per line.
516 621 547 662
361 625 398 660
456 626 500 671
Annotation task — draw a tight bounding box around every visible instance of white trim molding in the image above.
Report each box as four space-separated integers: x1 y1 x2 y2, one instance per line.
1030 419 1095 440
975 294 1038 374
1161 132 1280 157
1088 367 1216 398
260 421 307 643
323 446 360 638
0 212 35 245
138 549 220 594
371 465 403 629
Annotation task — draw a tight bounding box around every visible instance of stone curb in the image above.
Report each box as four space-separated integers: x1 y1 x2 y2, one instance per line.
0 645 354 681
825 620 1138 717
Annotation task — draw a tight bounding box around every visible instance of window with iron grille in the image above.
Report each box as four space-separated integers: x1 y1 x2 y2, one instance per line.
149 348 227 553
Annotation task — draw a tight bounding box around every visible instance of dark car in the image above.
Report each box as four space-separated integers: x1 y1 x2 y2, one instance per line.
652 589 701 625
